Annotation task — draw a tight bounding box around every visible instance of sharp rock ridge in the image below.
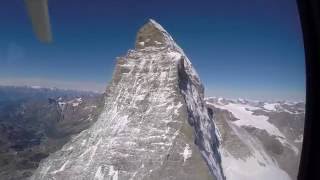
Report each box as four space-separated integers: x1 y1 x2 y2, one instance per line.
135 19 176 49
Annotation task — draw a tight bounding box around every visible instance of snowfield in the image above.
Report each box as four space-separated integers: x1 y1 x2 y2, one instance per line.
210 102 285 138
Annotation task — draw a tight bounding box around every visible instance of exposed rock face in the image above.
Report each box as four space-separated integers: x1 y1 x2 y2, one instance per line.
31 20 225 180
206 97 304 180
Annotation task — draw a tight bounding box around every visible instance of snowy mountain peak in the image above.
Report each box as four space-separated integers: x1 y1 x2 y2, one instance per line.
32 20 225 180
135 19 176 49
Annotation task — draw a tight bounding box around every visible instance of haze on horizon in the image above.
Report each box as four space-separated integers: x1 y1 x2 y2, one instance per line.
0 0 305 101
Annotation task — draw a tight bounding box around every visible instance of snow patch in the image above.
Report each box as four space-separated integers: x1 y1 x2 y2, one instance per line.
50 160 69 174
180 144 192 162
264 103 279 111
222 152 291 180
58 102 66 108
108 166 118 180
154 40 162 45
167 51 181 61
138 41 145 46
72 102 80 107
94 166 104 180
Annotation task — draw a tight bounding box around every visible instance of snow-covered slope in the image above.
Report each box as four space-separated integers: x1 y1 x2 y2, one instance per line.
205 97 304 180
31 20 225 180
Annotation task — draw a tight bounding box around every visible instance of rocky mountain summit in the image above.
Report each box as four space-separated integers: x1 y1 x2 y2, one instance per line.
205 97 304 180
31 20 225 180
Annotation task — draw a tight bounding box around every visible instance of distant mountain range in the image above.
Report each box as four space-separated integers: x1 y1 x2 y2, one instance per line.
0 89 305 180
0 86 103 180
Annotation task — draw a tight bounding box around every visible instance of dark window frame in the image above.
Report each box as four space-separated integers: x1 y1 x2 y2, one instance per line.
296 0 320 179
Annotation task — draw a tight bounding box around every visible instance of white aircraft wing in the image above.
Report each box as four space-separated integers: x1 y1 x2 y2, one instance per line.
25 0 52 43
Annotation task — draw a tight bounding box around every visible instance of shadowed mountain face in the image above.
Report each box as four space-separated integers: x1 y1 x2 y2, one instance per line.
205 97 304 180
31 19 225 180
0 86 103 180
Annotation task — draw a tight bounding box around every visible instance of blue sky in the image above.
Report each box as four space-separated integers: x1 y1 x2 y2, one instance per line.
0 0 305 101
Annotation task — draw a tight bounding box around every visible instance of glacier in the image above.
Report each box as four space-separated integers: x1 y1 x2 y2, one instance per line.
205 97 304 180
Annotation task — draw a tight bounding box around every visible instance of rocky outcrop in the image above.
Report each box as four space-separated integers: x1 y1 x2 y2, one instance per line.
31 20 225 180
